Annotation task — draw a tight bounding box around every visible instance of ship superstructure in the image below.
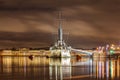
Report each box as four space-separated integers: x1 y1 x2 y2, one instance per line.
50 14 71 58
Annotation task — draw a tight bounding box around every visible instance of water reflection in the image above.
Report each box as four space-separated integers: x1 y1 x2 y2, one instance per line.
0 56 50 80
49 58 71 80
93 58 120 80
0 56 120 80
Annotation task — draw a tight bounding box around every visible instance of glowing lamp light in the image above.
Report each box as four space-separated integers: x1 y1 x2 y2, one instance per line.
111 44 115 47
110 50 114 54
110 46 115 50
117 47 120 50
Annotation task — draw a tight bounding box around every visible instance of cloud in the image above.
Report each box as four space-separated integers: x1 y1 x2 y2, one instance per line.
0 0 120 48
0 31 55 48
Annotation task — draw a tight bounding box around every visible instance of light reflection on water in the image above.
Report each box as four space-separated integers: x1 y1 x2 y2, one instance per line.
0 56 120 80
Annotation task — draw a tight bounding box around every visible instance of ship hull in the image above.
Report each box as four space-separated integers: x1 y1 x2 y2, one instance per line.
50 49 71 58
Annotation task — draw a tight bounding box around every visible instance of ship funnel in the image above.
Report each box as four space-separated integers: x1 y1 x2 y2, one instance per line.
58 26 63 41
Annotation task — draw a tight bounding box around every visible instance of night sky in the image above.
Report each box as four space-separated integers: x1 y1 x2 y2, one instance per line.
0 0 120 49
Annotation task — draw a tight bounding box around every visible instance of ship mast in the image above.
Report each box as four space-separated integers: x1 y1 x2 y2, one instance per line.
49 11 71 58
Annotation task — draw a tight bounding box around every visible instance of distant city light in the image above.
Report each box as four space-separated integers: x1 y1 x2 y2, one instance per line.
110 50 114 54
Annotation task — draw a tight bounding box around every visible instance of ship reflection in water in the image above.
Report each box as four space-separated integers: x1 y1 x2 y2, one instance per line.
0 56 120 80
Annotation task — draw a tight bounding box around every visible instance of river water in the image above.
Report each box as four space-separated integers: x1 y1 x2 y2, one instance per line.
0 56 120 80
